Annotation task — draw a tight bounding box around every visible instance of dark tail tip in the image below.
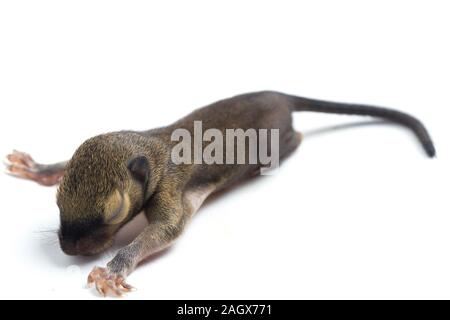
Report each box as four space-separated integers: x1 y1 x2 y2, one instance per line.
424 140 436 158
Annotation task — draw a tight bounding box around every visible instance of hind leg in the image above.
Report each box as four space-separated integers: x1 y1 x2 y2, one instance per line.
4 150 67 186
280 130 303 160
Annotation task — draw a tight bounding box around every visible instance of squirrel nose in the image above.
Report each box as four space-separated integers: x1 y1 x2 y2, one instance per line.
60 239 79 256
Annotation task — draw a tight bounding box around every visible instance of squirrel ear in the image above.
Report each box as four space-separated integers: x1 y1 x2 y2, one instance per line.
127 155 150 185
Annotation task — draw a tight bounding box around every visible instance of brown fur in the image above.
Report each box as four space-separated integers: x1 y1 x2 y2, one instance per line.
4 90 434 296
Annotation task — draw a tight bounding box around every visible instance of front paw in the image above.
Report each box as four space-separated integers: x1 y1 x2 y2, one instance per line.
87 266 135 297
5 150 38 177
4 150 61 186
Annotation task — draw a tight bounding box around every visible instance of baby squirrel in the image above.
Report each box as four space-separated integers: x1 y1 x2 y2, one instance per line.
4 91 435 297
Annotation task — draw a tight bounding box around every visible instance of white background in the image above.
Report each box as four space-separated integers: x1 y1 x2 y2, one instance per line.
0 0 449 299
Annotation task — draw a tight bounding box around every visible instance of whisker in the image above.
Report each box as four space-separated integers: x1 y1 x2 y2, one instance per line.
33 228 58 234
33 227 59 246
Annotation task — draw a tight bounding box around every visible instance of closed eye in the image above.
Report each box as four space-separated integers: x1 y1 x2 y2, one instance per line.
104 190 130 225
108 192 125 222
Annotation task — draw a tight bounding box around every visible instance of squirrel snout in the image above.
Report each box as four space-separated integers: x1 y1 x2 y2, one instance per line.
59 232 112 256
60 238 96 256
59 239 79 256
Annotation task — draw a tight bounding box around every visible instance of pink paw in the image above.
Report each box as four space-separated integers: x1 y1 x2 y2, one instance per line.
4 150 62 186
87 266 135 297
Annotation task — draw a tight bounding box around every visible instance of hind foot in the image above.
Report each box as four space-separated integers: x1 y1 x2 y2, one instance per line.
4 150 66 186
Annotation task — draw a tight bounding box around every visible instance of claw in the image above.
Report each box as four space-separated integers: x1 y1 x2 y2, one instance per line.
87 273 95 287
117 280 136 292
87 266 135 297
95 282 106 297
2 158 12 167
